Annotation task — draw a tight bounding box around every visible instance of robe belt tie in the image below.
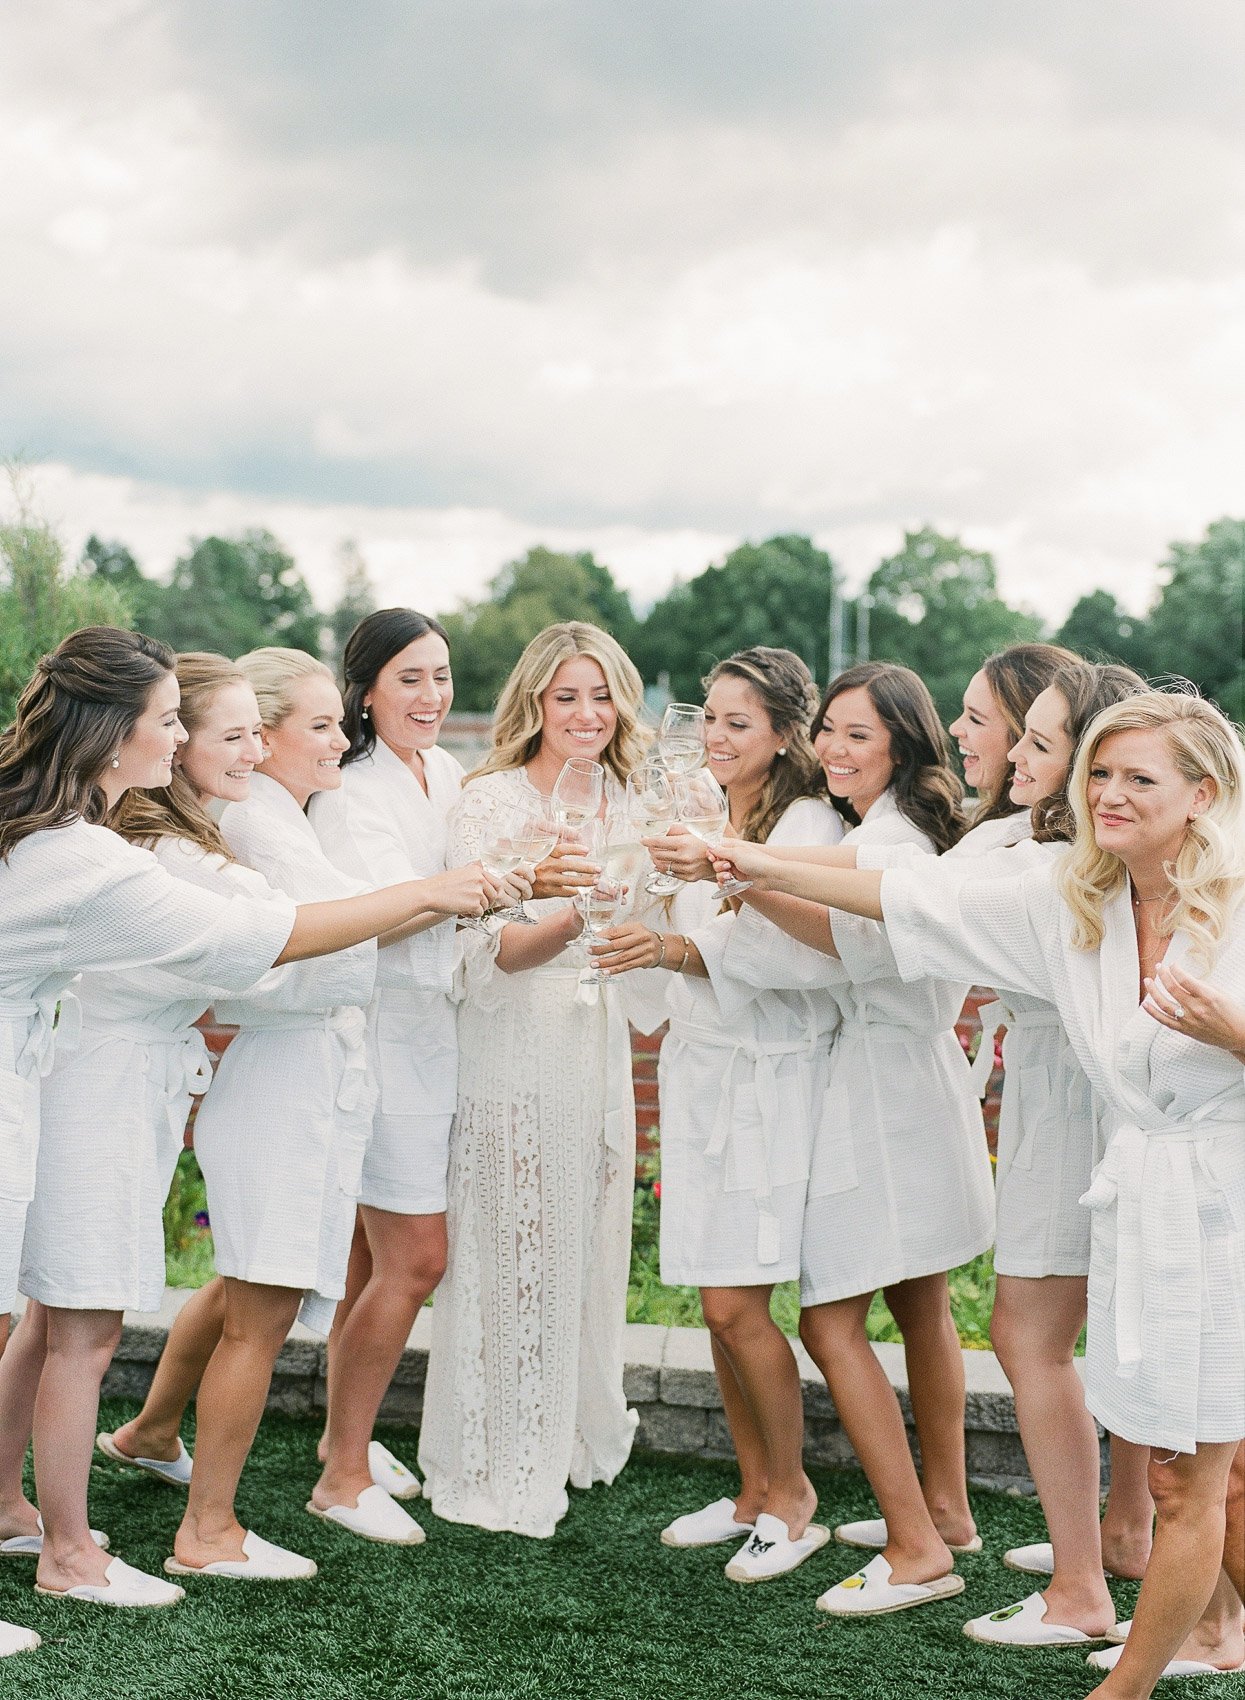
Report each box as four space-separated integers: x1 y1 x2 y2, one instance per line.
967 1000 1062 1097
668 1018 817 1266
225 1005 374 1115
0 990 81 1080
75 1017 215 1140
1080 1115 1240 1400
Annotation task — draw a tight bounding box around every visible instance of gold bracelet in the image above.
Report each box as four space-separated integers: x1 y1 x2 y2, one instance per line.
675 933 691 973
653 931 667 968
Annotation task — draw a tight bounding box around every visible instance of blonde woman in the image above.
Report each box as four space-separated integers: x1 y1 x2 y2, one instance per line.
714 692 1245 1697
418 622 650 1537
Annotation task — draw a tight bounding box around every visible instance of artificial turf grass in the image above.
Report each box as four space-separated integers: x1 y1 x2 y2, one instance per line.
1 1401 1139 1700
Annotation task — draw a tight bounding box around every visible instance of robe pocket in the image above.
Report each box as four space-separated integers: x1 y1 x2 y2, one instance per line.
375 1008 457 1118
1011 1066 1052 1173
335 1122 369 1200
722 1084 764 1195
806 1083 859 1199
0 1072 39 1204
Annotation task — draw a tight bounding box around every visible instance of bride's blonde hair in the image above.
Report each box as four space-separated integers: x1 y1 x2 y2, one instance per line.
469 622 649 783
1059 691 1245 962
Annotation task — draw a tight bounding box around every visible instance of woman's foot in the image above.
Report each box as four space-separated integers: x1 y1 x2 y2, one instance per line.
0 1499 42 1546
106 1418 185 1468
170 1514 252 1572
35 1532 121 1594
1098 1528 1153 1581
762 1476 818 1543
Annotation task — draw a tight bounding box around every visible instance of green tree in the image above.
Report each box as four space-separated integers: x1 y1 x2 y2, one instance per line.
323 540 378 673
1054 588 1153 675
439 546 637 711
144 530 322 659
81 534 169 634
1 501 130 726
1145 518 1244 719
865 527 1042 724
632 535 837 702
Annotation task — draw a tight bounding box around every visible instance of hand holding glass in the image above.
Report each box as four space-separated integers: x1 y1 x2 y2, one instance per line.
676 770 752 895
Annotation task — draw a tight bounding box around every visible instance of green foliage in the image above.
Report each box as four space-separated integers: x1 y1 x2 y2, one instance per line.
1147 517 1244 720
1054 587 1153 675
141 529 322 659
162 1149 215 1289
864 528 1043 725
633 534 837 702
0 503 131 726
439 545 638 710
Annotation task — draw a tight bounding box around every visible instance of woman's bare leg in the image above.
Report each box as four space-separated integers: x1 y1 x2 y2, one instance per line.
701 1286 815 1536
990 1272 1116 1633
0 1304 48 1539
312 1207 445 1511
1101 1433 1155 1578
800 1295 953 1584
171 1279 301 1568
884 1273 976 1548
32 1308 123 1592
110 1278 225 1463
317 1215 372 1463
1091 1442 1238 1700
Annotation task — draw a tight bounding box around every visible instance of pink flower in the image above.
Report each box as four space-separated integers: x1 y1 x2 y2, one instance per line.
652 1180 662 1201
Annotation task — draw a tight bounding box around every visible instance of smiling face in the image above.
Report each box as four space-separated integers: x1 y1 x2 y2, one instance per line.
948 669 1013 798
259 675 350 808
814 684 896 816
1086 727 1215 874
1009 685 1074 808
176 681 265 805
105 671 186 806
365 630 453 762
703 675 785 795
536 655 617 768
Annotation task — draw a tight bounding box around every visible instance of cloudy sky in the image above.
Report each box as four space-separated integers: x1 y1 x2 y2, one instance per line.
2 0 1241 622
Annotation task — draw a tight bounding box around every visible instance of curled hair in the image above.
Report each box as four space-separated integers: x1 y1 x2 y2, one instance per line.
815 662 965 854
0 626 174 860
111 653 254 861
339 607 450 768
975 642 1081 823
1059 690 1245 963
1031 661 1147 843
234 647 334 728
471 622 649 785
702 647 823 845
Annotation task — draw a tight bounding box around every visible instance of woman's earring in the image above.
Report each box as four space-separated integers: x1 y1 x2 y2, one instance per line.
361 705 370 721
110 753 121 769
777 746 787 756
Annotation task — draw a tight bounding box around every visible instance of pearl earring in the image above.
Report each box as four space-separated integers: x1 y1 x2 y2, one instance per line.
110 753 121 769
362 705 371 721
777 746 787 756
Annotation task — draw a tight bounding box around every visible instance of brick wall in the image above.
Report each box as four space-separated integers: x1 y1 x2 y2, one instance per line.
194 992 1002 1164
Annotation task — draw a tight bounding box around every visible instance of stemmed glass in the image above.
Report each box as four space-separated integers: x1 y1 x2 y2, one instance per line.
627 764 681 895
551 757 604 832
676 769 752 896
575 820 624 985
503 803 560 924
459 811 528 932
657 703 706 773
600 809 648 918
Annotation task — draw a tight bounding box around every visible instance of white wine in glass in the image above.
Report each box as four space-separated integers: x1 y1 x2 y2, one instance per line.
551 758 604 833
677 771 752 896
627 765 681 895
657 702 706 773
505 807 559 925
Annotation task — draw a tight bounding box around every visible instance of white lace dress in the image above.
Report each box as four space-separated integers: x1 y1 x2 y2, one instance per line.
417 767 640 1538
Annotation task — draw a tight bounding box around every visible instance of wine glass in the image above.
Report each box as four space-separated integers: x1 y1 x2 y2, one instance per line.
657 703 706 773
600 809 648 919
503 803 560 925
467 811 530 930
575 820 624 985
551 758 604 834
627 764 681 895
676 769 752 896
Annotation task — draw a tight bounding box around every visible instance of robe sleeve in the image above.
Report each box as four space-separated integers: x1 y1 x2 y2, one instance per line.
882 859 1060 1003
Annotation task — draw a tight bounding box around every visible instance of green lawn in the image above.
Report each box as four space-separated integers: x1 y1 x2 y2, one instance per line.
166 1149 1002 1351
0 1400 1135 1700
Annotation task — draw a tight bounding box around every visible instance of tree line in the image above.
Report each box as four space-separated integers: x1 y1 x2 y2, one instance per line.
2 482 1241 730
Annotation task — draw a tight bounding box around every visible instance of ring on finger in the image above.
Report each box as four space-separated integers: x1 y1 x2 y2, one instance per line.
1171 1002 1185 1020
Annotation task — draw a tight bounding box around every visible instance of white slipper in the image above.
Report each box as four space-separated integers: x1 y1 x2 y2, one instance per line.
1003 1540 1129 1581
816 1553 965 1617
165 1530 317 1581
660 1498 754 1549
368 1441 421 1501
834 1516 983 1556
724 1512 831 1583
1087 1643 1235 1678
306 1484 425 1546
0 1521 109 1558
96 1431 192 1488
34 1554 185 1608
963 1592 1110 1647
1107 1619 1132 1645
0 1620 41 1657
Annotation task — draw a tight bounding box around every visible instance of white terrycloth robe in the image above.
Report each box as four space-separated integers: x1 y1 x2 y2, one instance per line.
0 820 295 1313
419 767 647 1538
724 790 995 1305
853 815 1101 1277
309 740 464 1215
658 798 843 1287
194 775 377 1335
882 858 1245 1452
